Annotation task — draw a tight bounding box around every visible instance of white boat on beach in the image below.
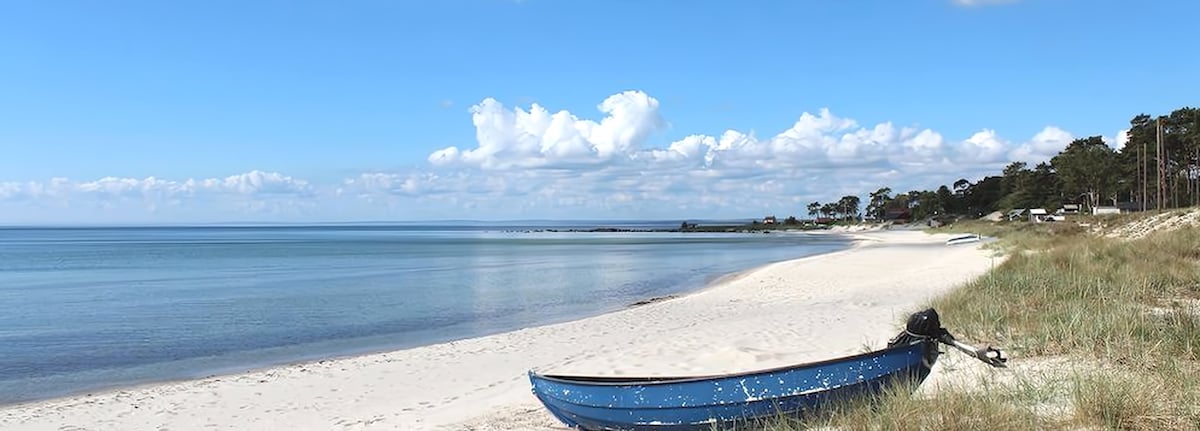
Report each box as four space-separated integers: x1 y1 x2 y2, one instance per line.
946 234 982 246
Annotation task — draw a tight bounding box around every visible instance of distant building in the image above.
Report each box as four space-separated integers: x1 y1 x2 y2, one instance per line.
763 215 777 225
1029 208 1048 222
1093 206 1121 215
1059 204 1081 215
1006 209 1027 221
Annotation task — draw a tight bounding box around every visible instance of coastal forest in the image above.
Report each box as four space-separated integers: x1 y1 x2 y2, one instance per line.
806 106 1200 222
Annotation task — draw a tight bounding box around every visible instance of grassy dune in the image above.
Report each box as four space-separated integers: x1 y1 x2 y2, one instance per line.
764 213 1200 430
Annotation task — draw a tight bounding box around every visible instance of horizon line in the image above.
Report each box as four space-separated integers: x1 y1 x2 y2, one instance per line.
0 217 775 229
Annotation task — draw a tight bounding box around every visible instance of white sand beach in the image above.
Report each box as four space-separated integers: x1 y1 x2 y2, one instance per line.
0 230 997 431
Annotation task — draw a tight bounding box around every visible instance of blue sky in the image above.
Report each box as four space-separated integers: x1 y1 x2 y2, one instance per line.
1 0 1197 223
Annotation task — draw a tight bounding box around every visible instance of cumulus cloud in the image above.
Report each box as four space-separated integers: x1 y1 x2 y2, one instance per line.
209 170 314 196
1105 129 1130 150
1008 126 1075 163
429 90 666 169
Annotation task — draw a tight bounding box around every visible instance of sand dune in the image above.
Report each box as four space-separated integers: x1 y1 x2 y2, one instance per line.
0 230 996 430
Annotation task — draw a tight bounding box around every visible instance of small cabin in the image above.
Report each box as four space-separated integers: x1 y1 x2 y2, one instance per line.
1060 204 1081 215
1006 209 1027 222
1029 208 1048 222
763 215 777 225
1029 208 1051 223
1093 206 1120 215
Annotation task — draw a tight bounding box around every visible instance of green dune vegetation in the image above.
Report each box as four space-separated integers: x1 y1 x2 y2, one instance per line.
757 214 1200 430
755 105 1200 430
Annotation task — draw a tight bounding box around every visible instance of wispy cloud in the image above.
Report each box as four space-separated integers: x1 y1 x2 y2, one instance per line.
0 171 317 223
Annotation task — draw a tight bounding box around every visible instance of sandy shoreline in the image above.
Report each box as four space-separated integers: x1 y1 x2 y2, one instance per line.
0 230 996 430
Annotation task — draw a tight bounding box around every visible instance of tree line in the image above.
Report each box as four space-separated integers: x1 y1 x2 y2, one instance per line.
804 106 1199 221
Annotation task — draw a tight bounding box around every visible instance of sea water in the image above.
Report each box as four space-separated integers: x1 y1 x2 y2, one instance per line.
0 224 851 404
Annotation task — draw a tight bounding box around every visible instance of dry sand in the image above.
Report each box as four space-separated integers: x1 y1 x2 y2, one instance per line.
0 230 997 430
1103 207 1200 239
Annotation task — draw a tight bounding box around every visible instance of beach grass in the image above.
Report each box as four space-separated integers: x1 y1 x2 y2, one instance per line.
756 377 1050 431
763 215 1200 430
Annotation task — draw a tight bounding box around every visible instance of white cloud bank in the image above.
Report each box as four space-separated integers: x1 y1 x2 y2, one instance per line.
427 91 1074 174
376 91 1076 216
340 90 1086 220
0 171 316 223
6 90 1092 223
2 170 312 201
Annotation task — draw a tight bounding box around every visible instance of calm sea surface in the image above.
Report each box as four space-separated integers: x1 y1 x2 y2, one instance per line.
0 224 850 404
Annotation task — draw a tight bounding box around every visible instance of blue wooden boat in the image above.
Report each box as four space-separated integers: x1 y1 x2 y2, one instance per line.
529 309 1005 431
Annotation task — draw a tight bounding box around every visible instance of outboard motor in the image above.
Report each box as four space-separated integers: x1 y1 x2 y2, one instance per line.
887 308 948 347
889 308 1008 368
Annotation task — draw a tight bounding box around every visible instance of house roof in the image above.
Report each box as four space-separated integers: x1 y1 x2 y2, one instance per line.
1029 208 1048 215
1006 209 1026 218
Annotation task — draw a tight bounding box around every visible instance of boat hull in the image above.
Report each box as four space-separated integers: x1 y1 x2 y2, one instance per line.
946 234 982 246
529 340 938 431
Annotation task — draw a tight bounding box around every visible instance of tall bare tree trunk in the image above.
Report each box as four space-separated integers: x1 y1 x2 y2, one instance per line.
1156 119 1161 210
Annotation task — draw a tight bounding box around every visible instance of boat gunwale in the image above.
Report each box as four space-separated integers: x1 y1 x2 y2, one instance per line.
530 340 933 387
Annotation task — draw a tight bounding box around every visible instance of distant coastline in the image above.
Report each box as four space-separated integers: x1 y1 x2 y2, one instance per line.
501 219 837 234
502 226 829 234
0 220 837 234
